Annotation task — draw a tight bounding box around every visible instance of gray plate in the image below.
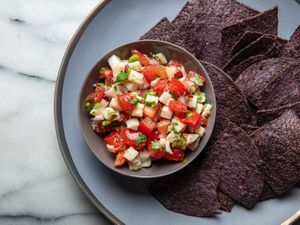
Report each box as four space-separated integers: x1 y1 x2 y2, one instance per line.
54 0 300 224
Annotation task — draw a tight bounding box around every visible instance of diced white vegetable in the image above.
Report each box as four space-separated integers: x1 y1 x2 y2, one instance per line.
187 95 198 108
128 70 144 85
183 133 200 145
187 137 201 151
90 100 108 116
166 131 177 143
103 107 116 120
124 82 139 91
155 53 167 64
171 117 186 133
128 61 142 71
106 144 115 153
202 104 212 117
139 150 150 163
124 147 139 162
165 140 173 154
159 92 173 105
116 85 128 94
106 86 117 97
195 103 204 114
160 106 173 119
181 66 187 77
145 95 159 105
126 118 139 131
179 76 186 82
108 54 122 71
94 114 104 121
128 156 142 171
166 66 177 79
159 138 167 147
151 78 160 87
109 97 121 110
195 126 205 137
132 103 145 117
141 158 151 168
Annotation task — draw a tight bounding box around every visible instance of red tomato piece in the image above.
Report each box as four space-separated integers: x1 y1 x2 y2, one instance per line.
153 79 169 96
104 131 126 152
148 142 165 160
99 67 113 79
143 105 157 118
169 78 187 96
114 152 125 167
143 65 168 82
120 128 139 146
131 49 149 66
164 148 185 161
147 131 159 144
181 111 201 127
168 100 188 113
85 91 104 103
157 120 170 135
139 117 156 135
200 114 208 126
186 71 206 83
117 94 134 113
167 60 182 67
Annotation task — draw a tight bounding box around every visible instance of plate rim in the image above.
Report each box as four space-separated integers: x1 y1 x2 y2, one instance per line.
53 0 123 224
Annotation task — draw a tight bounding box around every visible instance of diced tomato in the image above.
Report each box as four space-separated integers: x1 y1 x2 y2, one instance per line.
131 50 149 66
85 91 104 103
117 94 134 113
104 131 126 152
120 128 138 146
186 71 206 83
142 65 168 82
143 105 157 118
148 142 165 160
157 120 170 135
153 79 169 96
164 148 185 161
168 100 188 113
114 152 125 167
167 60 182 68
200 114 208 126
174 70 183 79
169 78 187 96
99 67 113 79
147 131 159 144
139 117 156 135
181 111 201 127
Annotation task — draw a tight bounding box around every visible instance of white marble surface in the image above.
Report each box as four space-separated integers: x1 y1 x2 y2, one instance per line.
0 0 111 224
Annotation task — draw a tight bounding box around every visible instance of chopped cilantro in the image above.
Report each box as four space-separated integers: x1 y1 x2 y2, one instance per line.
184 96 190 102
170 93 179 100
171 122 178 131
115 72 128 83
197 92 206 103
172 136 187 148
130 98 140 105
101 121 110 127
192 74 204 86
190 86 196 93
99 67 106 74
185 112 193 118
136 133 147 145
84 102 94 112
107 110 118 120
128 55 139 63
147 101 157 108
147 91 156 96
151 141 162 150
96 82 105 88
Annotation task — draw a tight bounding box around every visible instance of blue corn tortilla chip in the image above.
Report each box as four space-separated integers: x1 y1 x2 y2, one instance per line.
221 6 278 65
253 61 300 109
217 191 235 212
235 57 296 105
283 25 300 59
251 110 300 194
223 34 287 80
240 124 259 135
257 101 300 126
201 61 256 126
140 17 175 41
168 0 259 66
259 182 276 201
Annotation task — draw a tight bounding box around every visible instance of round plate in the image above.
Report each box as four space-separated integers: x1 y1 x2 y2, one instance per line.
54 0 300 224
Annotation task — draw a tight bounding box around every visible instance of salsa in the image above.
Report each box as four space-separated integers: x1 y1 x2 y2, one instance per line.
85 50 212 171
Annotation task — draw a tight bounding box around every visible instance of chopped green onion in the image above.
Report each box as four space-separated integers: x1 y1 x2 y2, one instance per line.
96 82 105 88
172 136 187 148
185 112 193 118
84 102 94 112
197 92 206 103
192 74 204 86
101 121 111 127
130 98 140 105
115 72 128 83
136 133 147 145
190 86 196 93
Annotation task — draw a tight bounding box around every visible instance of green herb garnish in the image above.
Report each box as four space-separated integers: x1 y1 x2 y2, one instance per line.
197 92 206 103
190 86 196 93
130 98 140 105
192 74 204 86
101 120 111 127
184 96 190 102
172 136 187 148
84 102 94 112
128 55 139 63
147 101 157 108
185 112 193 118
96 82 105 88
151 141 162 150
99 67 106 74
147 91 156 96
136 133 147 145
115 72 128 83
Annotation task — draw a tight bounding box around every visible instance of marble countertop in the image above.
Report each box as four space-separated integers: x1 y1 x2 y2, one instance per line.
0 0 111 224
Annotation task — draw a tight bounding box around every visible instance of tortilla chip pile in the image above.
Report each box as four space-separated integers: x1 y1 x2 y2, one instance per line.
140 0 300 217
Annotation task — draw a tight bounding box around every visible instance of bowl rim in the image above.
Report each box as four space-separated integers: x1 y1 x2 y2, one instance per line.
77 39 216 179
